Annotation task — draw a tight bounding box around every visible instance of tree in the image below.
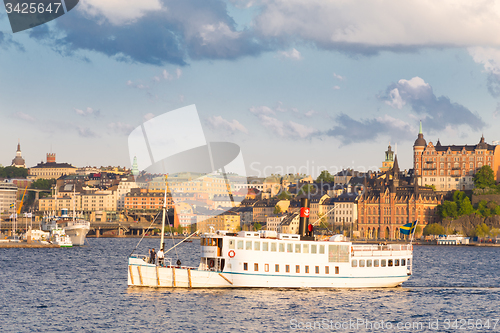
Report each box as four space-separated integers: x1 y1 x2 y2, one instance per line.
277 190 291 200
458 197 474 215
0 166 28 178
437 201 458 218
474 165 495 189
298 183 318 196
253 223 262 231
474 223 490 238
316 170 335 183
423 223 445 236
273 205 282 214
452 190 465 203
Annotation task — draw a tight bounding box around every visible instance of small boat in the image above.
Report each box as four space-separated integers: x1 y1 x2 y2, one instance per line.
128 198 414 288
50 228 73 248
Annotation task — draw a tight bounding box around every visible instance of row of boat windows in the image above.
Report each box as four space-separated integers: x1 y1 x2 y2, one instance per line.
243 263 340 275
230 240 326 254
351 258 410 267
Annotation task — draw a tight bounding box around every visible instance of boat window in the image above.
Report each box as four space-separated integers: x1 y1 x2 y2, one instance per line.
201 238 205 246
246 241 252 250
401 259 406 266
286 265 290 273
367 260 372 267
359 259 365 267
229 240 235 249
328 245 350 263
381 259 386 267
315 266 319 274
254 241 260 251
335 266 339 274
311 244 317 254
407 259 411 266
237 240 243 250
275 264 279 272
296 265 300 273
319 245 325 254
388 259 393 267
243 263 248 271
305 266 309 273
262 242 269 251
351 259 357 267
295 244 301 253
395 259 400 266
303 244 309 253
271 243 277 252
279 243 285 252
325 266 329 274
254 263 259 271
287 243 293 253
264 264 269 272
374 259 379 267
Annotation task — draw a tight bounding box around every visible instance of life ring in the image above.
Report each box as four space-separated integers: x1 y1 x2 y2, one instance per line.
351 246 354 255
208 259 215 268
228 250 235 258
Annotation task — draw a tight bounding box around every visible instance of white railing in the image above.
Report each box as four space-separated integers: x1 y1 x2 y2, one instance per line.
352 244 412 257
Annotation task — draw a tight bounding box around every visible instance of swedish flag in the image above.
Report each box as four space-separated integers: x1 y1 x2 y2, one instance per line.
400 220 417 235
9 203 15 209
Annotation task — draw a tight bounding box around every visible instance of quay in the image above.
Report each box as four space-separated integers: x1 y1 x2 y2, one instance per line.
0 241 59 248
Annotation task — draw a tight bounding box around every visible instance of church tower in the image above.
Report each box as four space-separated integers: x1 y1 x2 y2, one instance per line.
380 143 395 172
413 121 426 185
11 141 26 168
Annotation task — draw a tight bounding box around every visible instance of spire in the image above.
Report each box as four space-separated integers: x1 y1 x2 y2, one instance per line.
17 139 21 152
419 121 422 134
393 155 400 174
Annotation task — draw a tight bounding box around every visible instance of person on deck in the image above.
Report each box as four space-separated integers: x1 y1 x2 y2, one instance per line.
157 247 164 267
150 248 156 265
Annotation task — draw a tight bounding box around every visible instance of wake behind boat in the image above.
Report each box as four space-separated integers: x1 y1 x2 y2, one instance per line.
128 197 414 288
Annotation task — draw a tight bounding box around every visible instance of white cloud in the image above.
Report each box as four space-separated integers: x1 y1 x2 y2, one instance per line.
74 107 99 117
332 85 340 90
79 0 163 25
259 115 285 136
254 1 500 49
249 106 276 116
278 48 302 60
304 110 316 117
385 88 405 109
14 112 36 122
143 113 155 121
208 116 248 134
333 73 344 80
161 68 182 81
200 22 241 45
126 80 148 89
77 126 97 138
468 47 500 75
289 121 317 138
176 68 182 79
375 114 412 131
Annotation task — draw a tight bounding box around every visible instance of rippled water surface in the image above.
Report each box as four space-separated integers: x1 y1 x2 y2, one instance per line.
1 239 499 332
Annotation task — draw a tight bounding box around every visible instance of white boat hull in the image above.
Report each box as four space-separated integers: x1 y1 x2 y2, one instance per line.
128 257 410 288
64 225 90 246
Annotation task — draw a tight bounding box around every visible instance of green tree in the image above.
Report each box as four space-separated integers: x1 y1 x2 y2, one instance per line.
476 200 492 217
423 223 445 236
437 201 458 218
474 165 495 189
458 197 474 215
316 170 335 183
452 190 465 204
273 205 282 214
0 166 28 178
277 190 291 200
253 223 262 231
474 223 490 238
298 183 317 196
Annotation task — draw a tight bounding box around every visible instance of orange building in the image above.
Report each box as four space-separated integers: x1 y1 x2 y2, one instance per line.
414 122 500 190
124 189 173 211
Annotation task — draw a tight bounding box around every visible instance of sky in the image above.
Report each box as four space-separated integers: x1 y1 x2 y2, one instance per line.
1 0 500 178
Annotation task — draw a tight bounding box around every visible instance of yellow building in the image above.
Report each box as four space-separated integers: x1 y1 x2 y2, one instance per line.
197 211 240 233
380 144 394 172
28 154 77 180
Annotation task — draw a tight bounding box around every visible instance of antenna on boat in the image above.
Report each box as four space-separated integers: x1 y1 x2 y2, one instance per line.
160 174 168 251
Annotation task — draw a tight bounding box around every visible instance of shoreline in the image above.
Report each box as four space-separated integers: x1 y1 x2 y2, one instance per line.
0 242 60 248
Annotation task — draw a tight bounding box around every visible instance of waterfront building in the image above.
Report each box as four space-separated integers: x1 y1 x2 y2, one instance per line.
28 153 77 180
0 181 17 214
252 198 280 223
266 213 286 232
116 178 147 210
124 188 173 211
322 193 359 230
357 157 442 240
11 141 26 168
197 211 240 233
277 212 299 234
413 122 500 190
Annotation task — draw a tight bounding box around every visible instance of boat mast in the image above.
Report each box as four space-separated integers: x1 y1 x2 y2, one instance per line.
160 175 168 250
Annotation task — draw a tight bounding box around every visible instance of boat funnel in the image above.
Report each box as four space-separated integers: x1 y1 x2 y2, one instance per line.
298 198 310 237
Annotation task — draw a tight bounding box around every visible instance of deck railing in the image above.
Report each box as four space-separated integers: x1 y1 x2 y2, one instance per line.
352 244 412 257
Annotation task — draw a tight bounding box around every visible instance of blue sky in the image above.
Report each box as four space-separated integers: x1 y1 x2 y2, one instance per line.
1 0 499 178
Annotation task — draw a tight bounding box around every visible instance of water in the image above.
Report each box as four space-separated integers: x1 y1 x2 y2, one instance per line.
1 239 499 332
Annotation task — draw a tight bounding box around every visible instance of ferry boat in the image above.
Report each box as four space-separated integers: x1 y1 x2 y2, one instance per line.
128 198 413 288
42 208 89 246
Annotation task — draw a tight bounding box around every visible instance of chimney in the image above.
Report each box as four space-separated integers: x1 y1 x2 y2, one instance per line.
298 197 310 237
